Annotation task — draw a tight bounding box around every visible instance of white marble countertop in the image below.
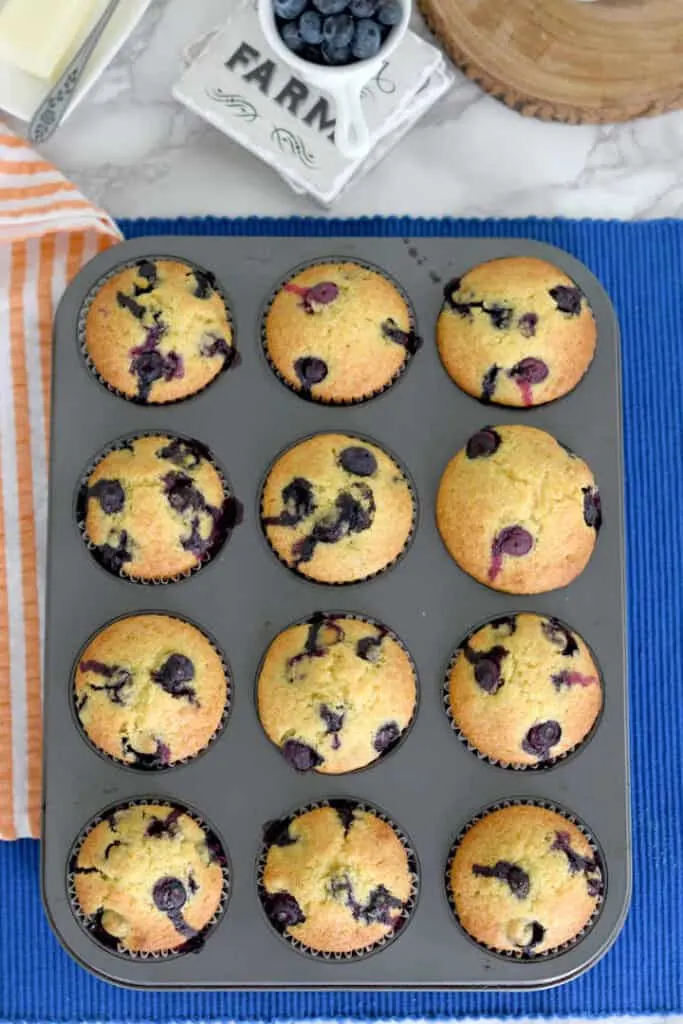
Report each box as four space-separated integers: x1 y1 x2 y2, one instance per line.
30 0 683 221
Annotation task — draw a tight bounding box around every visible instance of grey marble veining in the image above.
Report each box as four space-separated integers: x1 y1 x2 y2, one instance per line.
32 1 683 218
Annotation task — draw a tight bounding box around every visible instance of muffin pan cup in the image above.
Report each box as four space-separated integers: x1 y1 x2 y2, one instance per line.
71 610 233 772
42 236 630 989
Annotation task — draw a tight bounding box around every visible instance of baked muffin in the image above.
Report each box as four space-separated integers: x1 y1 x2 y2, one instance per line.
260 800 416 955
79 434 239 581
74 613 229 768
447 803 604 957
445 613 602 767
257 613 417 773
263 260 421 403
70 802 227 955
437 257 597 407
83 258 234 404
261 433 415 584
436 425 601 594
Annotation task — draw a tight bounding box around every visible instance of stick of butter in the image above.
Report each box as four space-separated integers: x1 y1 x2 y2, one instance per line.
0 0 100 81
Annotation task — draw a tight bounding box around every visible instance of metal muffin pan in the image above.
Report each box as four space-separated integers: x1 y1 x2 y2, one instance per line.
42 235 630 989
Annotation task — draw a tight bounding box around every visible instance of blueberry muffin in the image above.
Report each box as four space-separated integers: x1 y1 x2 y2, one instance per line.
436 425 601 594
257 613 417 773
71 802 227 955
263 261 421 403
83 258 234 403
447 803 604 957
260 800 416 955
79 434 239 581
437 257 597 407
261 433 415 584
74 614 229 768
446 613 602 767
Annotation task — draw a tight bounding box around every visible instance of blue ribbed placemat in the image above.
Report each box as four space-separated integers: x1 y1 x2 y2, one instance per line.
2 217 682 1022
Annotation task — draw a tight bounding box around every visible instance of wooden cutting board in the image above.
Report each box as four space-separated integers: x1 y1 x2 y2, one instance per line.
417 0 683 123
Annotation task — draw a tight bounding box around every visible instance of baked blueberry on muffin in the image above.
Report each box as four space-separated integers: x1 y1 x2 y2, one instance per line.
263 260 421 403
437 257 597 407
70 802 227 955
83 258 235 403
436 425 601 594
260 800 416 955
257 613 417 773
79 434 240 581
445 613 602 767
261 433 415 584
447 803 604 957
74 614 229 769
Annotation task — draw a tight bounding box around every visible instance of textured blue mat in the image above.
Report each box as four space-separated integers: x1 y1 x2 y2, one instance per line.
2 217 682 1021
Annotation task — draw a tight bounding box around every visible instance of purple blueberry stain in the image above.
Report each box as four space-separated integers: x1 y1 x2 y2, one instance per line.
472 860 530 899
522 719 562 759
583 487 602 530
192 268 217 299
551 669 597 691
264 891 306 933
373 721 400 754
356 629 386 662
462 641 507 695
320 703 345 739
466 427 501 460
488 526 534 581
134 259 157 294
263 817 297 848
116 291 145 320
360 884 403 925
551 831 603 895
104 840 122 859
146 807 182 838
508 357 549 406
151 653 197 703
542 617 578 656
157 437 206 470
284 279 338 314
88 478 124 514
549 284 583 316
79 660 132 706
96 530 132 575
199 333 233 363
381 317 422 354
518 312 538 338
339 446 377 477
121 736 171 770
153 876 187 913
488 305 513 330
480 365 499 404
518 920 546 953
282 738 324 771
163 471 205 514
263 476 316 528
489 614 517 636
332 799 357 834
291 482 375 567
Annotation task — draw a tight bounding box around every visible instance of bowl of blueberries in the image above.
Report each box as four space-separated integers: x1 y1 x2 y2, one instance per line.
259 0 410 158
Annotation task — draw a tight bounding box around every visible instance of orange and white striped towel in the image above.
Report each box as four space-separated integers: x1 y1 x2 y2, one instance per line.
0 122 121 840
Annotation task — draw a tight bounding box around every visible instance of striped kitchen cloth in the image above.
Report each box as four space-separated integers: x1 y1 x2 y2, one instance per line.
0 122 121 840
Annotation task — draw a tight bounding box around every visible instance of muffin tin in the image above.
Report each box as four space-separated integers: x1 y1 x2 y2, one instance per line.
42 235 630 989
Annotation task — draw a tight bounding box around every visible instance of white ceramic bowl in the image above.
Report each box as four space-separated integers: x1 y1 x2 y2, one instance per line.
258 0 412 159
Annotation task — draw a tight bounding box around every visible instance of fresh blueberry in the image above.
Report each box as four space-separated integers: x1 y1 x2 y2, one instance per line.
377 0 402 25
339 446 377 477
522 719 562 758
542 617 578 656
312 0 349 12
299 9 323 43
373 721 400 753
89 479 125 514
275 0 307 16
350 0 377 13
582 486 602 530
472 860 530 899
466 427 501 460
152 654 196 701
518 312 538 337
294 355 328 389
352 18 382 59
153 876 187 913
282 739 323 771
381 317 422 353
549 284 582 316
323 12 354 46
116 292 145 319
321 40 352 63
480 365 499 404
281 19 304 51
264 891 306 932
509 357 549 385
192 268 217 299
